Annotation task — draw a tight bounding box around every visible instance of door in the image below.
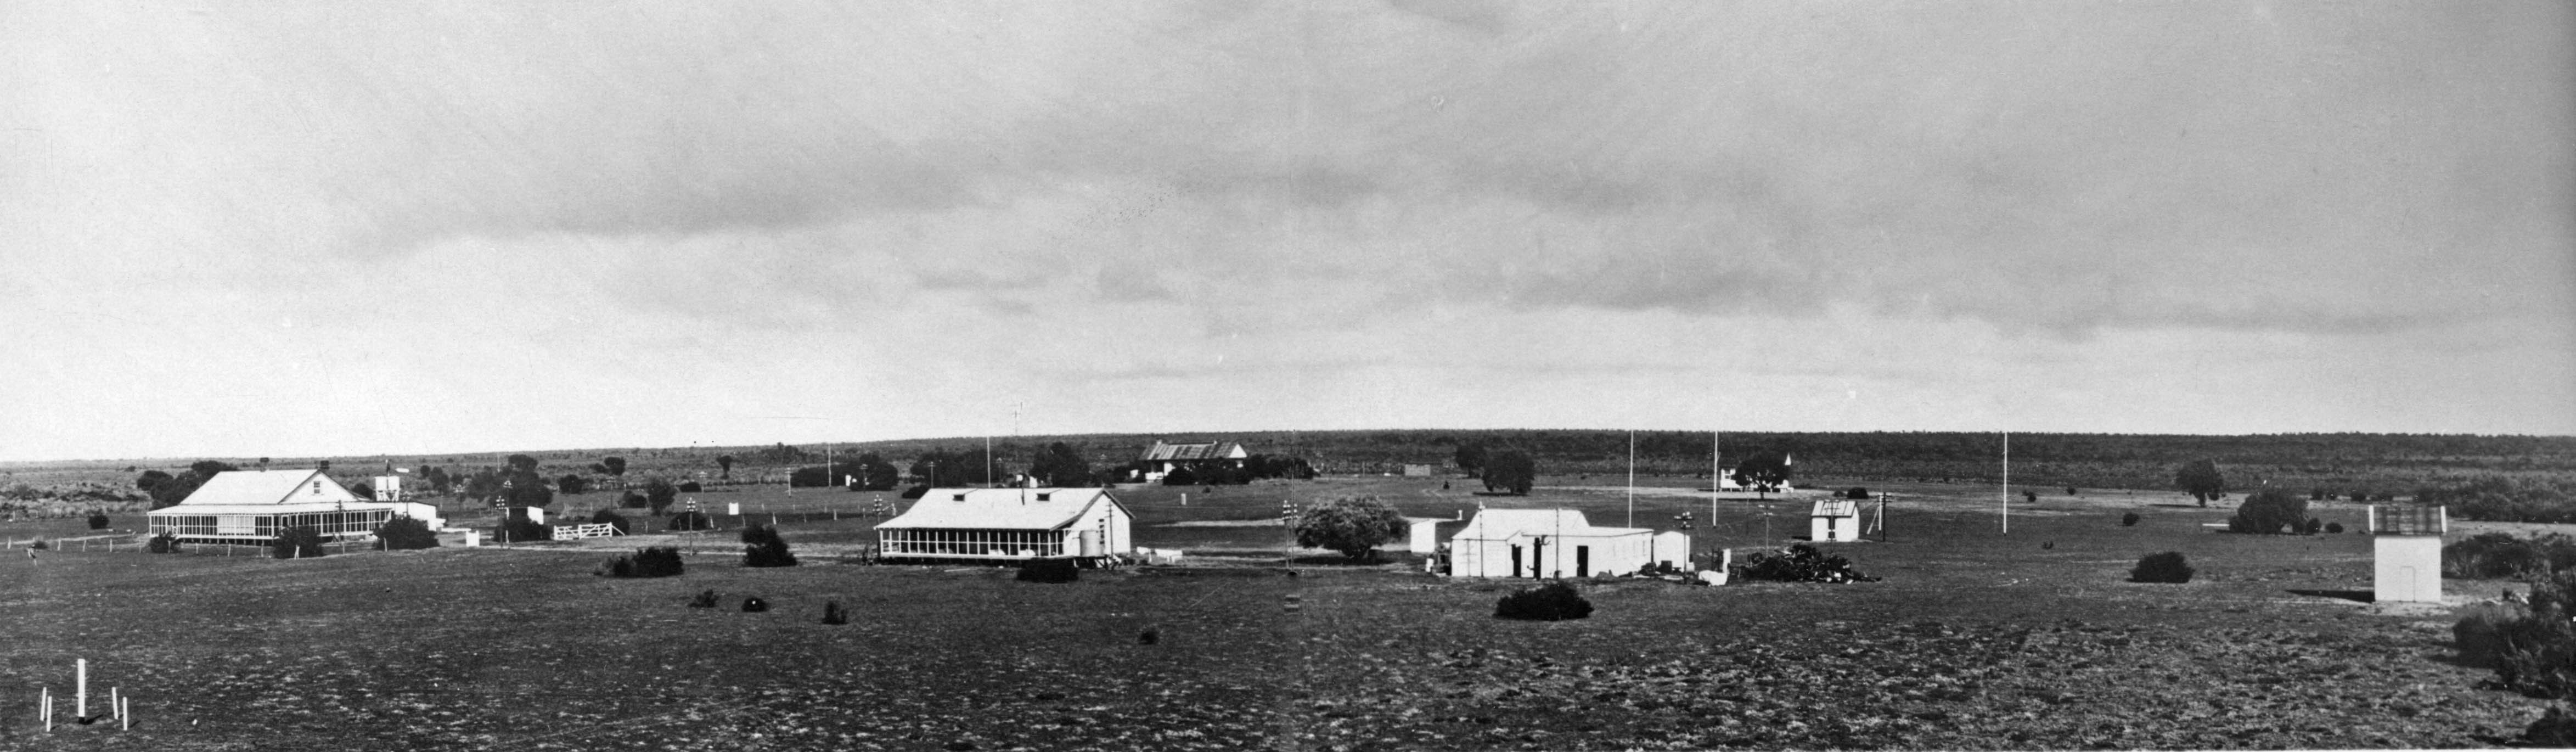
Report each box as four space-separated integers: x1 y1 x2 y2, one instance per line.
1576 546 1590 577
1509 545 1523 579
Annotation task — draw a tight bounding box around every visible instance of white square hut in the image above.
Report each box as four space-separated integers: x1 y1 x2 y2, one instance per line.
2370 505 2445 603
1810 498 1862 542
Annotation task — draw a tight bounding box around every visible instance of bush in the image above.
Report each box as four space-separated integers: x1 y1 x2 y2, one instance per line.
1161 467 1200 486
2465 572 2576 698
688 588 719 608
558 474 588 495
618 491 647 509
678 481 702 492
495 516 550 543
1843 487 1870 500
741 597 768 613
629 546 684 577
374 515 440 551
2304 517 2324 535
272 525 327 559
86 512 109 530
1494 582 1594 621
667 510 714 531
2121 512 2141 527
2457 601 2543 667
1290 496 1409 560
1017 557 1080 583
2445 532 2576 579
2325 521 2344 534
588 508 631 535
822 601 849 625
1735 544 1880 583
900 485 930 500
2129 552 2193 583
645 479 678 515
29 539 46 550
146 532 181 554
2228 489 2310 535
740 524 797 568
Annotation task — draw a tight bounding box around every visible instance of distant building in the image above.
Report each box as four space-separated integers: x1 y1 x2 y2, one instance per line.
1402 464 1435 477
1131 440 1249 482
145 469 439 545
1810 498 1861 542
1446 509 1690 578
874 487 1133 564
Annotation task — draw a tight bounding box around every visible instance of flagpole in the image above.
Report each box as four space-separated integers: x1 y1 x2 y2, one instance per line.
1626 430 1635 528
2001 430 2010 535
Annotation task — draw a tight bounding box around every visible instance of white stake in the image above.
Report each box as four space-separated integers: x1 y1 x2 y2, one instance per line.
121 697 130 730
76 659 86 720
42 688 51 731
110 687 117 719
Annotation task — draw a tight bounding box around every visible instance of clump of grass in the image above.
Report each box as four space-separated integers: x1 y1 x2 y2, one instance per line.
1495 582 1593 621
741 596 768 613
2121 512 2141 527
688 589 719 608
2129 552 2193 583
822 601 848 625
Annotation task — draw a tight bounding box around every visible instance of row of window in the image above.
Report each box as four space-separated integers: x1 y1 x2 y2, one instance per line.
149 510 395 539
878 528 1066 557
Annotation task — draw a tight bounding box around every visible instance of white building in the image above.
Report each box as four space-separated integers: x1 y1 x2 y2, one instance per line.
2370 505 2445 603
1810 499 1862 542
875 487 1133 563
1447 509 1690 578
145 469 438 545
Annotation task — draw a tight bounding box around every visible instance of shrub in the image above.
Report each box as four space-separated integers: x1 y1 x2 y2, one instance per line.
629 546 683 577
2325 521 2344 534
2228 489 2309 535
822 601 849 625
1291 496 1409 561
2457 601 2542 667
2304 517 2323 535
86 512 109 530
2067 486 2079 496
900 485 929 500
272 525 327 559
2444 532 2576 579
374 515 440 551
29 539 46 550
146 532 181 554
1017 557 1080 583
588 508 631 535
688 589 719 608
740 524 797 568
618 491 647 509
558 474 588 495
2129 552 2193 583
645 479 678 515
741 597 768 613
667 510 714 531
1161 467 1200 486
1735 544 1880 583
1494 582 1594 621
2466 572 2576 698
495 516 550 543
2121 512 2142 527
2022 490 2038 503
678 481 702 492
1843 487 1870 500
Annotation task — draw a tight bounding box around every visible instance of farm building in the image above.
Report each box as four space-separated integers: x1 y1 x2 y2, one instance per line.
2370 505 2445 603
875 487 1133 564
145 469 440 546
1446 509 1690 578
1132 440 1249 482
1810 499 1862 542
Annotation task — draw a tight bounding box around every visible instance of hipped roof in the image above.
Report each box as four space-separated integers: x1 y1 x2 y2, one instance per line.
874 488 1127 531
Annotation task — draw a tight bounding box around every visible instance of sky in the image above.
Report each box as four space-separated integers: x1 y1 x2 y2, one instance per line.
3 1 2571 463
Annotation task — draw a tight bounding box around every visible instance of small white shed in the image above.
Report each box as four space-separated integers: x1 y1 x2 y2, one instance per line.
1810 499 1861 542
1447 509 1688 578
2370 505 2445 603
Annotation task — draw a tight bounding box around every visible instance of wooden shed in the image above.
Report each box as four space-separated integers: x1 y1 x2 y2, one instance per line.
874 487 1133 564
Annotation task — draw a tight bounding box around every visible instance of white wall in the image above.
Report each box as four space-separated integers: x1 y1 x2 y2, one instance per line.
2374 535 2443 603
1449 532 1654 577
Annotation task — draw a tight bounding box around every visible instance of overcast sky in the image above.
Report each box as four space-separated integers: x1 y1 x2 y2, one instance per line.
3 1 2570 463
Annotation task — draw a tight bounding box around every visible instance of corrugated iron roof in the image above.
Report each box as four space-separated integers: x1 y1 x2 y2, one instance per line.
168 469 359 507
874 488 1126 531
1137 441 1246 462
1810 500 1859 517
1450 509 1651 540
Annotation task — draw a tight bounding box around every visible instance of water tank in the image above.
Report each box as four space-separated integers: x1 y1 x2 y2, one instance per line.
1078 530 1103 557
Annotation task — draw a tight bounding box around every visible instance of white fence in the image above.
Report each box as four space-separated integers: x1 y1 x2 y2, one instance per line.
553 523 623 540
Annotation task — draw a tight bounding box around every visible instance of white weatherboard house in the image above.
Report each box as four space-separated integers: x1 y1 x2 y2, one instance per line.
2370 505 2445 603
875 487 1133 563
1447 509 1690 578
146 469 439 545
1810 499 1862 542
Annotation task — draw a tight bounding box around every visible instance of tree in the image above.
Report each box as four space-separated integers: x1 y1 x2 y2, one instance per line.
597 456 627 476
506 454 539 473
589 508 632 535
189 459 239 478
375 515 440 550
1455 442 1491 478
1482 451 1536 495
503 470 553 508
2176 459 2226 507
1292 496 1410 560
910 447 1003 487
272 525 327 559
715 454 736 479
461 468 506 506
134 469 173 491
741 524 798 568
1732 451 1793 497
348 481 375 500
851 453 901 490
558 474 588 495
1028 442 1094 487
422 466 453 495
2229 488 2310 535
645 478 678 515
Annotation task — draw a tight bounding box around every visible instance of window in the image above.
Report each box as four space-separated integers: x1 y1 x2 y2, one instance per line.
1036 492 1051 502
953 493 968 501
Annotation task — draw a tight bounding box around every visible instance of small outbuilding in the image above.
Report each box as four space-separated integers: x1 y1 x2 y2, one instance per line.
1446 509 1690 578
875 487 1133 564
2370 505 2445 603
1810 499 1862 542
145 469 431 546
1132 440 1250 482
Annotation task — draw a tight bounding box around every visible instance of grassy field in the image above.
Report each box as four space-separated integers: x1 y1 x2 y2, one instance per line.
0 476 2553 750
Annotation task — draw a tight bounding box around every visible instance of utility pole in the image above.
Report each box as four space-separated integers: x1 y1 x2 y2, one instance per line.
1626 430 1636 528
2001 430 2011 535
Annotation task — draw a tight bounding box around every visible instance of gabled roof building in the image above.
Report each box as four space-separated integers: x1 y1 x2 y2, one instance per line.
1132 440 1249 482
144 469 440 545
874 487 1133 563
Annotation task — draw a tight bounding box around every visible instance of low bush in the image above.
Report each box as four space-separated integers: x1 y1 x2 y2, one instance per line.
2457 601 2543 667
145 532 181 554
741 597 768 613
2129 552 2194 583
740 525 797 568
272 525 327 559
1842 487 1870 500
495 516 550 543
2304 518 2324 535
604 546 684 578
2121 512 2141 527
29 539 46 551
619 491 647 509
86 512 109 530
667 510 714 531
678 481 703 492
2229 489 2310 535
2022 490 2038 503
688 589 719 608
1735 544 1880 583
374 515 440 551
2325 521 2344 534
822 601 848 625
1494 582 1594 621
1017 557 1080 583
2466 571 2576 698
2445 532 2576 580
